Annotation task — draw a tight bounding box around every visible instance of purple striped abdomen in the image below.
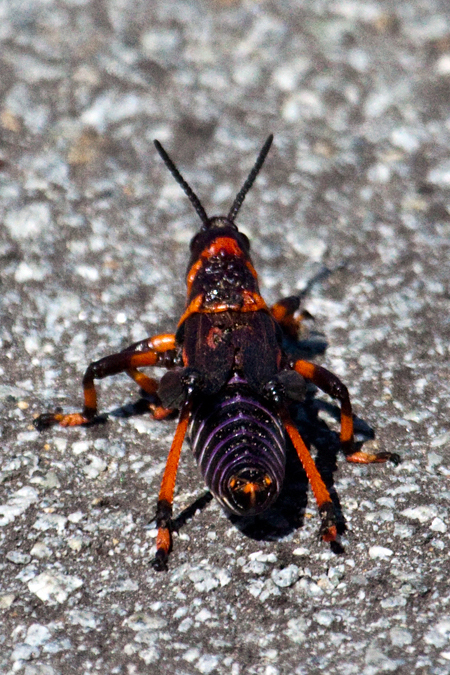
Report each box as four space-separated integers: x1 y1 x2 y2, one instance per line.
189 382 286 515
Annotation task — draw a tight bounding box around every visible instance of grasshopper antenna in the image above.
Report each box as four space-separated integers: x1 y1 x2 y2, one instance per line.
154 139 210 229
227 134 274 223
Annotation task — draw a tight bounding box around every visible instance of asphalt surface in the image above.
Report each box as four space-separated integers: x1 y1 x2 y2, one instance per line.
1 0 450 673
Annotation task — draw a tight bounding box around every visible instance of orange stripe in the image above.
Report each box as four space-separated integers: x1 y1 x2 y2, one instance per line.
341 412 353 444
282 410 332 510
177 291 268 328
293 360 316 379
156 527 171 556
84 383 97 411
158 405 190 504
149 333 176 352
177 295 204 328
130 352 159 368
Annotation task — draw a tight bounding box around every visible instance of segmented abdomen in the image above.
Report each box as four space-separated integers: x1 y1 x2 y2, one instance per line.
189 381 286 515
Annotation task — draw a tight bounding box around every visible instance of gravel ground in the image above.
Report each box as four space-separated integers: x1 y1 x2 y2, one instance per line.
1 0 450 673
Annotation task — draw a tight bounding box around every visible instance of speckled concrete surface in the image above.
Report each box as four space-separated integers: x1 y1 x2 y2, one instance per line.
1 1 450 673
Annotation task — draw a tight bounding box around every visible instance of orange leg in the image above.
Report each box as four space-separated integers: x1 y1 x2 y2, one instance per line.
293 360 399 464
271 296 313 340
152 403 191 571
281 408 337 541
126 368 174 420
34 333 177 430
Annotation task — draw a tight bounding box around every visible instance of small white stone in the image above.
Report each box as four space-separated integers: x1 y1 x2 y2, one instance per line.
428 159 450 187
390 627 412 646
391 127 420 152
11 643 39 661
76 265 99 281
436 54 450 75
5 202 52 239
271 565 300 588
83 455 107 479
67 511 84 523
30 471 61 489
178 618 193 632
381 596 407 609
248 551 277 563
15 262 48 283
314 610 336 627
424 618 450 647
72 441 90 455
297 577 323 597
183 648 200 663
242 560 267 575
32 514 67 532
367 163 391 183
124 613 166 631
0 594 15 609
401 505 438 523
68 537 84 552
430 517 447 533
368 546 393 560
196 654 219 674
6 550 31 565
0 486 39 527
28 571 83 604
286 617 310 644
195 608 212 623
67 609 97 629
25 624 51 647
431 431 450 448
30 542 52 558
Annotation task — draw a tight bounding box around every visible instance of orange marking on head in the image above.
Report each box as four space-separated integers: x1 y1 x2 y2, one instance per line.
206 236 245 257
186 236 250 295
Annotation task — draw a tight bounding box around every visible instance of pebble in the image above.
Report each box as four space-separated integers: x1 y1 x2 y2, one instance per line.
4 202 52 240
430 517 447 533
83 455 107 479
271 565 300 588
390 628 413 646
0 594 16 609
28 571 83 604
6 550 32 565
368 546 394 560
286 618 310 644
11 643 40 661
25 624 51 647
0 486 39 527
401 505 438 523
